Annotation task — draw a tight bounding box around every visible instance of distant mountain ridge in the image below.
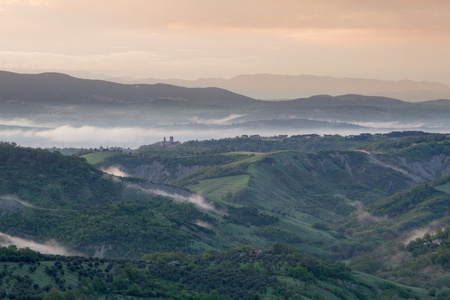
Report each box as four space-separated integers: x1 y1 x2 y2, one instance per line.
276 94 407 108
0 70 258 108
125 73 450 101
2 70 449 108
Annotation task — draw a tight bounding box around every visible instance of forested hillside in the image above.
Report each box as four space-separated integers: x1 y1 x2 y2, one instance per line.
0 142 122 209
79 133 450 257
0 244 427 300
0 142 231 258
1 133 450 298
337 175 450 289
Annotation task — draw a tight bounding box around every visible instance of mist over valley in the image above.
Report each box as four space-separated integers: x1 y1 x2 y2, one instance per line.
1 71 449 148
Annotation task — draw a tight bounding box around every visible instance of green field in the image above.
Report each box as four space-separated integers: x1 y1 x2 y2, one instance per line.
81 152 115 164
221 152 268 167
435 181 450 194
187 174 250 203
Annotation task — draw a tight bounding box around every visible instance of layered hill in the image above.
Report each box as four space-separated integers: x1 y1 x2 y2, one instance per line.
1 71 450 135
89 134 450 258
126 73 450 101
4 134 448 260
1 134 449 297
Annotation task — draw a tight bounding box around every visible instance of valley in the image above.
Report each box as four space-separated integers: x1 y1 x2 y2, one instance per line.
0 132 449 298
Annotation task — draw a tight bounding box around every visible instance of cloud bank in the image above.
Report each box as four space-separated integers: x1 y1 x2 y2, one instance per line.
1 119 449 149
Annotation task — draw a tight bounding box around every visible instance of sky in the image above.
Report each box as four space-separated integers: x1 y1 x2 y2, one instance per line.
1 0 449 83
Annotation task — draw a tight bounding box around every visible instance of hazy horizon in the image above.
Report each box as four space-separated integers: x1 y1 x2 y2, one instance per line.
1 1 450 85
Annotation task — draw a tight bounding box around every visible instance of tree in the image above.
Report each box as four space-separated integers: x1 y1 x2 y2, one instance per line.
113 275 129 291
128 283 143 296
436 288 450 300
271 243 293 255
43 288 64 300
241 263 256 273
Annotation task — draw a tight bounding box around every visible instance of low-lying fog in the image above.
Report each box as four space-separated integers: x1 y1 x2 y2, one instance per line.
0 232 79 256
125 183 226 216
1 118 448 149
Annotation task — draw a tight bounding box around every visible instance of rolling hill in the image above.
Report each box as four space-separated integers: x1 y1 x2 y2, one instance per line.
0 142 232 258
1 71 450 135
0 134 449 297
338 174 450 288
89 134 450 258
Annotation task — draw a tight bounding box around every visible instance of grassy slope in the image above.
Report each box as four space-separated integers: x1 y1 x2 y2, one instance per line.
183 152 337 254
81 152 115 164
179 150 413 256
435 181 450 194
188 150 410 215
188 174 251 204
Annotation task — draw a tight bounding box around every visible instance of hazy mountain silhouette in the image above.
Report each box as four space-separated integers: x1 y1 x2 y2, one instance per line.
0 71 259 108
130 73 450 101
271 94 408 108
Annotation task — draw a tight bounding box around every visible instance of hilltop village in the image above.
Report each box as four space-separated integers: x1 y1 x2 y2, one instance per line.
61 130 434 156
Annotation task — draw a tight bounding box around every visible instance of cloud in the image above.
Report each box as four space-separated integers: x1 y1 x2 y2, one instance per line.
1 1 450 83
0 232 80 256
353 121 427 129
1 118 449 149
0 195 37 208
0 51 166 76
127 183 226 216
101 166 131 177
402 223 447 244
356 211 387 224
190 114 246 125
2 0 53 6
0 117 41 127
195 220 213 229
79 0 449 33
0 123 245 148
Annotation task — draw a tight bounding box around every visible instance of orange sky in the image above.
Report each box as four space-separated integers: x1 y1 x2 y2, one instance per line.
1 0 449 83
